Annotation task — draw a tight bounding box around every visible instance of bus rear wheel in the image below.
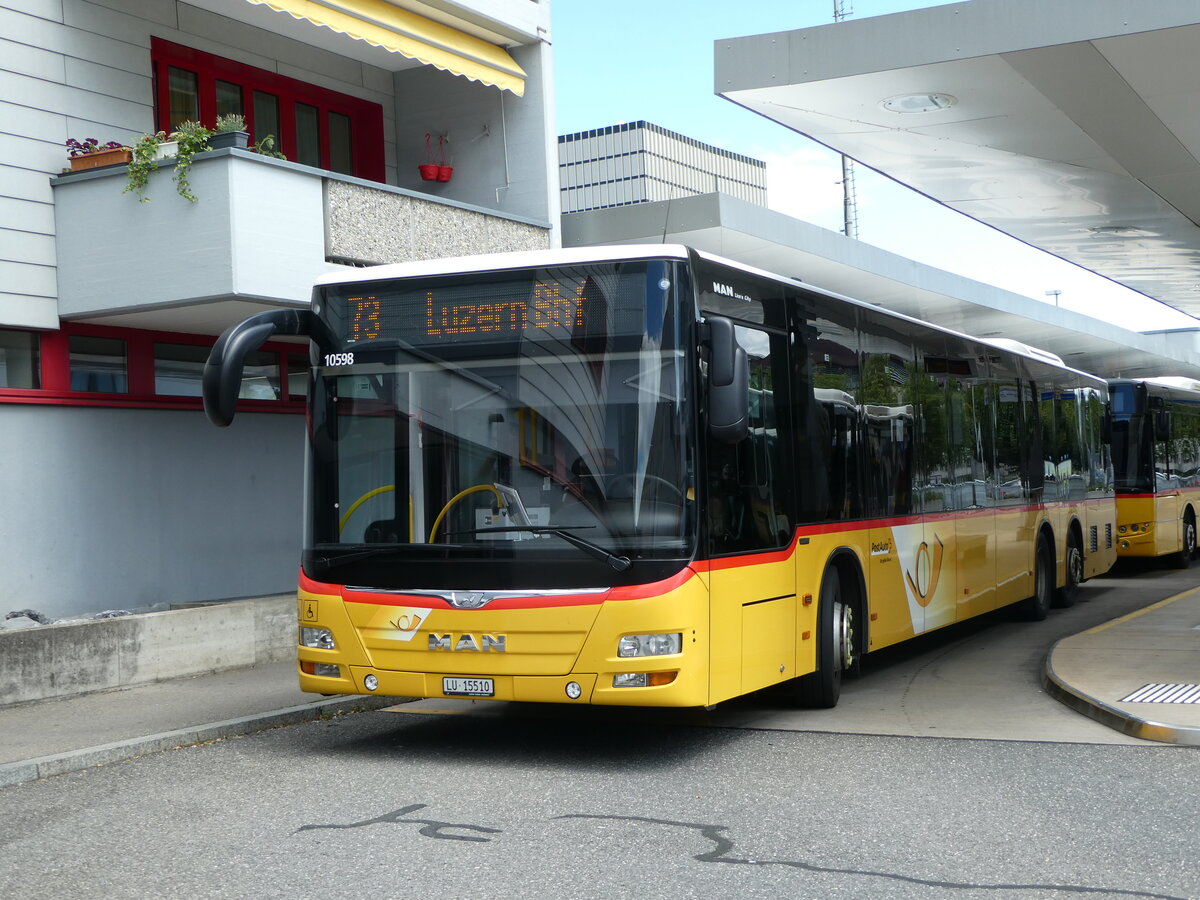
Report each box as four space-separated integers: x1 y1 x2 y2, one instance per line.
792 572 853 709
1169 511 1196 569
1052 529 1082 608
1021 534 1053 621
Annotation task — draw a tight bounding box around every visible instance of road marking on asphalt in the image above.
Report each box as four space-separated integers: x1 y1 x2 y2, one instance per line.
1080 584 1200 635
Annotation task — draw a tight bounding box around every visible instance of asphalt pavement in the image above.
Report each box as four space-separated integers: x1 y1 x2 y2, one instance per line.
1 576 1197 787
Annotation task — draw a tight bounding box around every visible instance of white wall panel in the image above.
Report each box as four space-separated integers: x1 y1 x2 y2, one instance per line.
0 259 55 296
0 228 55 266
63 56 150 102
0 100 62 142
0 195 55 234
0 290 56 328
0 35 68 81
0 131 63 171
0 164 55 203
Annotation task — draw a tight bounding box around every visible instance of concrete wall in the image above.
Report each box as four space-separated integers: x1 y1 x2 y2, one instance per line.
0 0 398 329
0 594 296 706
0 404 305 619
325 178 549 264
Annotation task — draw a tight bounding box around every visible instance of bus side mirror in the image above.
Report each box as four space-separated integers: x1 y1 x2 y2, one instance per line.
204 309 315 427
1155 409 1171 442
705 317 749 444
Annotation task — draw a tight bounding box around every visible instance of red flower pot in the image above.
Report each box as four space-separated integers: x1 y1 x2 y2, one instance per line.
418 164 440 181
436 166 453 182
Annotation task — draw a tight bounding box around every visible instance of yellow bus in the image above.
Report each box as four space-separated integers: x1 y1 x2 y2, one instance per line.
204 246 1117 708
1109 377 1200 567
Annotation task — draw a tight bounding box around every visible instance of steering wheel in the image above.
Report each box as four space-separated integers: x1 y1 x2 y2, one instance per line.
427 484 505 542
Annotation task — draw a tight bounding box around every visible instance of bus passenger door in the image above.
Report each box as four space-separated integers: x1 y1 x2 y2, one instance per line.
952 373 995 620
705 324 797 701
992 377 1038 608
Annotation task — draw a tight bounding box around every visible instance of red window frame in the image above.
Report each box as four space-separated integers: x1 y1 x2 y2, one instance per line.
0 323 307 414
150 37 384 182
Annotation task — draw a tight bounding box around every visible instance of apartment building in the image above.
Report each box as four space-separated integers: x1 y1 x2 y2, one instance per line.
1 0 556 618
559 120 766 213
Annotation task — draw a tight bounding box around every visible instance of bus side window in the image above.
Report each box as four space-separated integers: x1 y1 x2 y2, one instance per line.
802 306 861 522
857 323 914 519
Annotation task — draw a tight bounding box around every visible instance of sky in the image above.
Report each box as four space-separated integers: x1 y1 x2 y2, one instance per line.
550 0 1200 334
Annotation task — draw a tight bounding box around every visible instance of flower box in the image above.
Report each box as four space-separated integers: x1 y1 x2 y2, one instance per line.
208 130 250 150
69 148 132 171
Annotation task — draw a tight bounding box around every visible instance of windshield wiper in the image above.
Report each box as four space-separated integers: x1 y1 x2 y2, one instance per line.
309 543 406 571
446 526 632 572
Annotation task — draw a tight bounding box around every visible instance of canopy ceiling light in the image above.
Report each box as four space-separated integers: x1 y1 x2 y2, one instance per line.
881 92 956 113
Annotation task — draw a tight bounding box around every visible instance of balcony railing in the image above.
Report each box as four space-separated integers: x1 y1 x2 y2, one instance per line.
52 149 551 331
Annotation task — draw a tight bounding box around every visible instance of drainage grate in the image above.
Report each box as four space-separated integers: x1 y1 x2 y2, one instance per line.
1120 684 1200 704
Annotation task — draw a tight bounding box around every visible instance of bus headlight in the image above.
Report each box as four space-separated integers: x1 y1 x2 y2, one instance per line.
300 627 336 649
617 633 681 657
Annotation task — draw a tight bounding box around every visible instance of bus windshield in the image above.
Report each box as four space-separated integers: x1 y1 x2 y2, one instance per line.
1110 383 1153 493
304 260 695 588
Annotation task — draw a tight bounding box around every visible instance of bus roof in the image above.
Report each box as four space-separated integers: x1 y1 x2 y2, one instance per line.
313 244 693 286
313 244 1103 382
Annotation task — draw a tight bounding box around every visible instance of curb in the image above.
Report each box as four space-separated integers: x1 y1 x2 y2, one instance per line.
0 694 404 788
1042 649 1200 747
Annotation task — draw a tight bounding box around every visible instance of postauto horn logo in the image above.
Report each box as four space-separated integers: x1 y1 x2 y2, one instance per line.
388 609 428 642
905 535 945 608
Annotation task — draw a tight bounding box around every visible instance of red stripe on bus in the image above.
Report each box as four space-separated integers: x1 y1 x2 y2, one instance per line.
301 566 701 610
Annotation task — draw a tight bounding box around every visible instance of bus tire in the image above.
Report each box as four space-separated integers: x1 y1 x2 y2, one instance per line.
792 571 853 708
1169 510 1196 569
1052 527 1082 608
1021 534 1053 621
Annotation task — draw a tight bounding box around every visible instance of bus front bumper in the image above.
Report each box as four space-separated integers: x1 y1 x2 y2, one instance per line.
298 663 707 707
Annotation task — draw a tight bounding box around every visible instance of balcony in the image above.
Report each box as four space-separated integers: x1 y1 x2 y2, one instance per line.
52 150 551 334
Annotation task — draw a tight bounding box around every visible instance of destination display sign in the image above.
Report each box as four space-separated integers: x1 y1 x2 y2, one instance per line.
319 265 653 348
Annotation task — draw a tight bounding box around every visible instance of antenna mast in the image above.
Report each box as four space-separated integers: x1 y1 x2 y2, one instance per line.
832 1 859 239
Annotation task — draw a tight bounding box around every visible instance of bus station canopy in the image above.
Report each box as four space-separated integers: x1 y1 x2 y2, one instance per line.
714 0 1200 318
562 192 1200 381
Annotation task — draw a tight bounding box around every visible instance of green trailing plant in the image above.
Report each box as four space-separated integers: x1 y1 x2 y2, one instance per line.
214 112 246 133
169 120 213 202
124 131 167 202
125 120 284 202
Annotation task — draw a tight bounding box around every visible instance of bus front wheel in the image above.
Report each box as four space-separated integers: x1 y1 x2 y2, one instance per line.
792 572 853 709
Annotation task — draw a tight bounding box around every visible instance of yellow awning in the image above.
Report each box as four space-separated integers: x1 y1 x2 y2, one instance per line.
248 0 526 95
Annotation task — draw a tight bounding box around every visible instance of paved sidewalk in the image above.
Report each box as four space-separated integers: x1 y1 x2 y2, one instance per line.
1044 584 1200 745
0 661 402 787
